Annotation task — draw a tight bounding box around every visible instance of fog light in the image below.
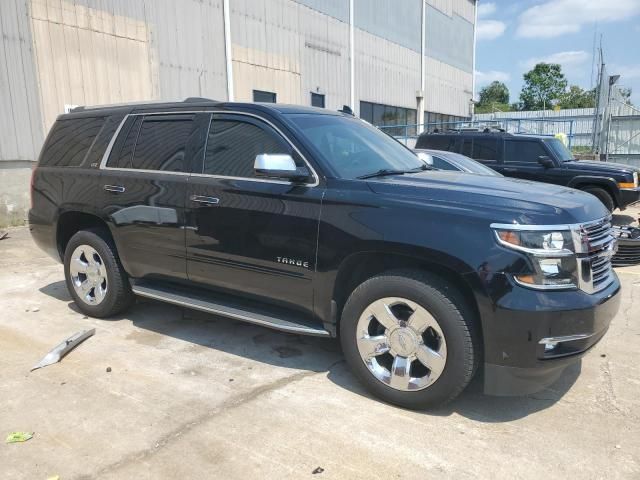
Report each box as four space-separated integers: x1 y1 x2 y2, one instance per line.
543 342 558 352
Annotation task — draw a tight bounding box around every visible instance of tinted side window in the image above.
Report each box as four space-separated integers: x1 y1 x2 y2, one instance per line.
505 140 548 163
204 117 291 178
432 156 458 171
40 117 105 167
461 138 472 157
107 116 142 168
473 138 498 161
417 135 457 151
131 115 195 172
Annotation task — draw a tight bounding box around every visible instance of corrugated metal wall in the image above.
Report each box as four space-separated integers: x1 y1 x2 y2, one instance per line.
354 0 422 52
0 0 43 162
29 0 228 135
355 28 421 111
425 4 473 73
474 109 597 147
0 0 477 226
231 0 350 109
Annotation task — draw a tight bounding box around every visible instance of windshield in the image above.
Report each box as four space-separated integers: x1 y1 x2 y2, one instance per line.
286 114 424 179
544 138 574 162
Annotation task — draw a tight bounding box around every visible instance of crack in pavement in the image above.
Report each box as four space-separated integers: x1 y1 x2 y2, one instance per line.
74 361 342 480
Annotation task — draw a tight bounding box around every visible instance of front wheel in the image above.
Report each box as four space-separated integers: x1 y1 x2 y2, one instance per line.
340 270 479 409
582 187 615 212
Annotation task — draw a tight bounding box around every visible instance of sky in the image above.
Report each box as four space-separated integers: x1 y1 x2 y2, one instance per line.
474 0 640 106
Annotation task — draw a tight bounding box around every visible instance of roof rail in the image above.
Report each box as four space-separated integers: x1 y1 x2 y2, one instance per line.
183 97 218 103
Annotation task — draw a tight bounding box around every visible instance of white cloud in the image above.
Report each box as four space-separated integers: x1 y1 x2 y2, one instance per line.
475 70 511 86
520 50 589 72
477 19 506 40
611 64 640 80
478 2 496 18
517 0 640 38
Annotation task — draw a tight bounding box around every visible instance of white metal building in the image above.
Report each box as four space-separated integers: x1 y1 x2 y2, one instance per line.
0 0 476 226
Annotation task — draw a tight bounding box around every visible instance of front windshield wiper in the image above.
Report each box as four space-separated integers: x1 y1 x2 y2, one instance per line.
357 164 429 180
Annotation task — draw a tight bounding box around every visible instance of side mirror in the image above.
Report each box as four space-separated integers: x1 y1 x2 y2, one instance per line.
415 152 434 166
538 156 554 168
254 154 310 181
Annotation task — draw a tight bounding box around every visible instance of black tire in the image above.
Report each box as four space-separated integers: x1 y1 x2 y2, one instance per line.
64 228 134 318
340 270 479 410
582 186 615 212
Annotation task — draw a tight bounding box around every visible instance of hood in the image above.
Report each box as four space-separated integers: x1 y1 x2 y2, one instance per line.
564 160 640 177
366 171 609 225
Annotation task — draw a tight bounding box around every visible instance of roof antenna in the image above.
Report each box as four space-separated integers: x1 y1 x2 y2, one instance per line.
339 105 354 116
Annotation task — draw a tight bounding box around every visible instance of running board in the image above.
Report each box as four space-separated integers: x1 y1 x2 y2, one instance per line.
131 281 330 337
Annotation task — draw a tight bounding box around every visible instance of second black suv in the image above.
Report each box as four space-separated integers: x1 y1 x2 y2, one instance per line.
416 131 640 212
30 100 620 409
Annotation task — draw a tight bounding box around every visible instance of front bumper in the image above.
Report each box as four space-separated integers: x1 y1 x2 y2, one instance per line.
477 273 621 396
619 187 640 209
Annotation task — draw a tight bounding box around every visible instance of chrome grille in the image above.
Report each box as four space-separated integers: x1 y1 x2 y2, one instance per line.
578 216 616 293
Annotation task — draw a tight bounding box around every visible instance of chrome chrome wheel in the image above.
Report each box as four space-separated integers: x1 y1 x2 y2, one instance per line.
356 297 447 391
69 244 108 305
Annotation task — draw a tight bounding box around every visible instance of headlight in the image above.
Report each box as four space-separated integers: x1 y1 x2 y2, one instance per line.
493 227 578 290
494 229 574 254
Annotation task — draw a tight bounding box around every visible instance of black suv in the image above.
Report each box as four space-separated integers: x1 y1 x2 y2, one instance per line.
30 100 621 409
416 131 640 212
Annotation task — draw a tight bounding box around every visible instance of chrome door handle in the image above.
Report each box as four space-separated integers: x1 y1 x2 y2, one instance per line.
104 185 125 193
190 195 219 205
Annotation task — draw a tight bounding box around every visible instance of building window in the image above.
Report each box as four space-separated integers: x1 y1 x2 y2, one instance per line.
311 92 325 108
360 101 417 136
424 111 469 132
253 90 276 103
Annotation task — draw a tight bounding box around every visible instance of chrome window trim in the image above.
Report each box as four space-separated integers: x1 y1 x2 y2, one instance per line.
98 110 320 187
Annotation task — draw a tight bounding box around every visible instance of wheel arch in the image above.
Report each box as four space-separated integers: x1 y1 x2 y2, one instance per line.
330 249 481 340
568 176 620 207
56 211 112 261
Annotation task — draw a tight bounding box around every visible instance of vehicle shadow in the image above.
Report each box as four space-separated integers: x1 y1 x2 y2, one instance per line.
612 213 637 226
40 281 579 423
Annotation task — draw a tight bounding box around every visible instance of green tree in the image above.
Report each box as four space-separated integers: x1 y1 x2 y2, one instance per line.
519 63 568 110
475 81 511 114
479 81 510 105
558 85 596 109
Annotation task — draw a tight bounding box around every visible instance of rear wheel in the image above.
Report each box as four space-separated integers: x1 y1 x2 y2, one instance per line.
582 186 615 212
64 229 134 318
340 270 479 409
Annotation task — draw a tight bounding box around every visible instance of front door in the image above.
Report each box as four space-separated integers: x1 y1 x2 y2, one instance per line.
497 139 564 184
185 113 322 314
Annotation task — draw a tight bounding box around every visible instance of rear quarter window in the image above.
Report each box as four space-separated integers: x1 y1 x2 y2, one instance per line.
39 117 106 167
417 135 457 152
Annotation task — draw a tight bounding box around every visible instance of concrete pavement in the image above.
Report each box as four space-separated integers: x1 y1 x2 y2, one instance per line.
1 220 639 479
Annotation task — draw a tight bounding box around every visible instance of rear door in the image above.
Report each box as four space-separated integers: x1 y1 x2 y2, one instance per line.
99 112 208 281
185 112 322 314
470 136 500 170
